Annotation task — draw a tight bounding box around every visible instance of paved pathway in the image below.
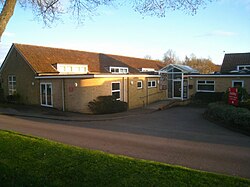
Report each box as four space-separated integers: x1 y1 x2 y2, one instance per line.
0 106 250 179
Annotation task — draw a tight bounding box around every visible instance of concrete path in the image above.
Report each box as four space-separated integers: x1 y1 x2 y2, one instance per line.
0 106 250 179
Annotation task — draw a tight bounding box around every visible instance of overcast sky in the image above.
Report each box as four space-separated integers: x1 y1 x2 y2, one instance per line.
1 0 250 65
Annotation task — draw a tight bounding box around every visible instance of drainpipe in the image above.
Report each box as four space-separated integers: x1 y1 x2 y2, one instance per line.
181 73 184 101
127 77 129 108
62 79 65 111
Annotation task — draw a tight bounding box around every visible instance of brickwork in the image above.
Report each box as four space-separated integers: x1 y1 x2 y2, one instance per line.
0 48 40 105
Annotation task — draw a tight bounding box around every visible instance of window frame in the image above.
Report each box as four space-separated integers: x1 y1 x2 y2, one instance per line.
148 80 157 88
8 75 16 95
111 82 121 100
196 80 215 92
109 67 129 74
237 65 250 71
137 81 143 89
232 80 244 88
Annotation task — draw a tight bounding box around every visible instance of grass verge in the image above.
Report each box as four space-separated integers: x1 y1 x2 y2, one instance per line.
0 130 249 186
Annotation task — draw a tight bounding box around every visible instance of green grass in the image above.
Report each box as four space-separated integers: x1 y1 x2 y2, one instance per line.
0 130 249 186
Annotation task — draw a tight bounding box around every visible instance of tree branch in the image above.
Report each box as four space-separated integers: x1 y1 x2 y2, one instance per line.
0 0 17 41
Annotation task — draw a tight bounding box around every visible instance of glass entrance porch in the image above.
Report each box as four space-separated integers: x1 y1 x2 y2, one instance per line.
160 64 198 100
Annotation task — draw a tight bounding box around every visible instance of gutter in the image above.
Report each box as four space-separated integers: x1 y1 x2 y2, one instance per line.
35 74 161 79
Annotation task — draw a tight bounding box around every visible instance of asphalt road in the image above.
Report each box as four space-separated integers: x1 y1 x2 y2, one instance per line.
0 106 250 179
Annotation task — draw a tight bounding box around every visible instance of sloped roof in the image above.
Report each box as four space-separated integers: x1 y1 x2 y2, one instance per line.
160 64 199 74
13 43 164 74
220 53 250 73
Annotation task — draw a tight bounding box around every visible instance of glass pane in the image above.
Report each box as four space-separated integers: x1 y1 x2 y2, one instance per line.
174 81 181 97
112 83 120 90
152 81 156 87
198 80 205 84
41 84 46 105
112 91 120 100
206 81 214 84
148 82 151 87
174 74 182 79
233 82 243 88
47 84 52 105
198 85 214 91
137 81 142 88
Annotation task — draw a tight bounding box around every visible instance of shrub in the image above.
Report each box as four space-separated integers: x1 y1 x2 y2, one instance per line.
204 102 250 133
0 88 5 103
239 99 250 110
88 96 128 114
6 93 21 104
192 92 224 104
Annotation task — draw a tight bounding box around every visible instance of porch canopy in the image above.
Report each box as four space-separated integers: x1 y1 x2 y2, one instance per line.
160 64 199 100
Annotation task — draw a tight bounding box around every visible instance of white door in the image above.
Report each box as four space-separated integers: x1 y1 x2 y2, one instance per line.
40 83 53 107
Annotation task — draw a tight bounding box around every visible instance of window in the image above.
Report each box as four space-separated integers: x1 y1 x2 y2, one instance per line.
148 80 156 88
112 82 120 100
232 80 244 88
137 81 143 89
40 83 53 107
109 67 129 74
237 65 250 71
8 75 16 95
197 80 215 92
140 68 155 72
56 64 88 74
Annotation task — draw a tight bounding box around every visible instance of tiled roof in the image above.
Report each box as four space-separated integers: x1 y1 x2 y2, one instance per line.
220 53 250 73
14 43 164 74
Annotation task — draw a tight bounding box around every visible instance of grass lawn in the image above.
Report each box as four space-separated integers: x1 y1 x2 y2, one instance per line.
0 130 249 186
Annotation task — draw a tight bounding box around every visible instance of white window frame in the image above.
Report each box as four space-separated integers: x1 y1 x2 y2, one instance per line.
40 83 53 107
109 67 129 74
148 80 156 88
8 75 16 95
137 81 143 89
237 65 250 71
196 80 215 92
111 82 121 100
232 80 244 87
56 64 88 74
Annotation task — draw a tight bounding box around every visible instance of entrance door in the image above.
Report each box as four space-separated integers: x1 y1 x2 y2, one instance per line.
173 80 182 98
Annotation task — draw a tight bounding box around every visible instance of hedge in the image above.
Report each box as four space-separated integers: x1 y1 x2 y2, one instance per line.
88 96 128 114
192 92 224 104
204 102 250 133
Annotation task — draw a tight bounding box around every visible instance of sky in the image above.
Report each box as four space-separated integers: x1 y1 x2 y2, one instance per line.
0 0 250 65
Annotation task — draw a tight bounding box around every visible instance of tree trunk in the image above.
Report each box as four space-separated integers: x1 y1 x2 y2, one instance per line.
0 0 17 41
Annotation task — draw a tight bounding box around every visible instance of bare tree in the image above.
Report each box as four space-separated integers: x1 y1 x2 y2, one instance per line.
162 49 179 65
184 54 220 74
144 54 152 60
0 0 213 40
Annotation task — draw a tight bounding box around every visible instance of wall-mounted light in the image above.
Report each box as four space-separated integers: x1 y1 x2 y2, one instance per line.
130 81 133 85
31 82 34 86
75 83 78 87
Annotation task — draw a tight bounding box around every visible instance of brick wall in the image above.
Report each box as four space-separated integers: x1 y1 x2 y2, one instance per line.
0 48 40 105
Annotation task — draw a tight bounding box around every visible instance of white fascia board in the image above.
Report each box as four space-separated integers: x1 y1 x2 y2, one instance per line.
188 74 250 78
35 74 161 79
93 74 161 78
35 75 95 79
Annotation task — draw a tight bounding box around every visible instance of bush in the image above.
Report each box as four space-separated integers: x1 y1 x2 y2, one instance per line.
6 94 21 104
192 92 224 104
0 88 5 103
88 96 128 114
204 102 250 133
240 99 250 110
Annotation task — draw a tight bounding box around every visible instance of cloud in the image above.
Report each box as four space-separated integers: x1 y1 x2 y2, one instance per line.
195 30 237 37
